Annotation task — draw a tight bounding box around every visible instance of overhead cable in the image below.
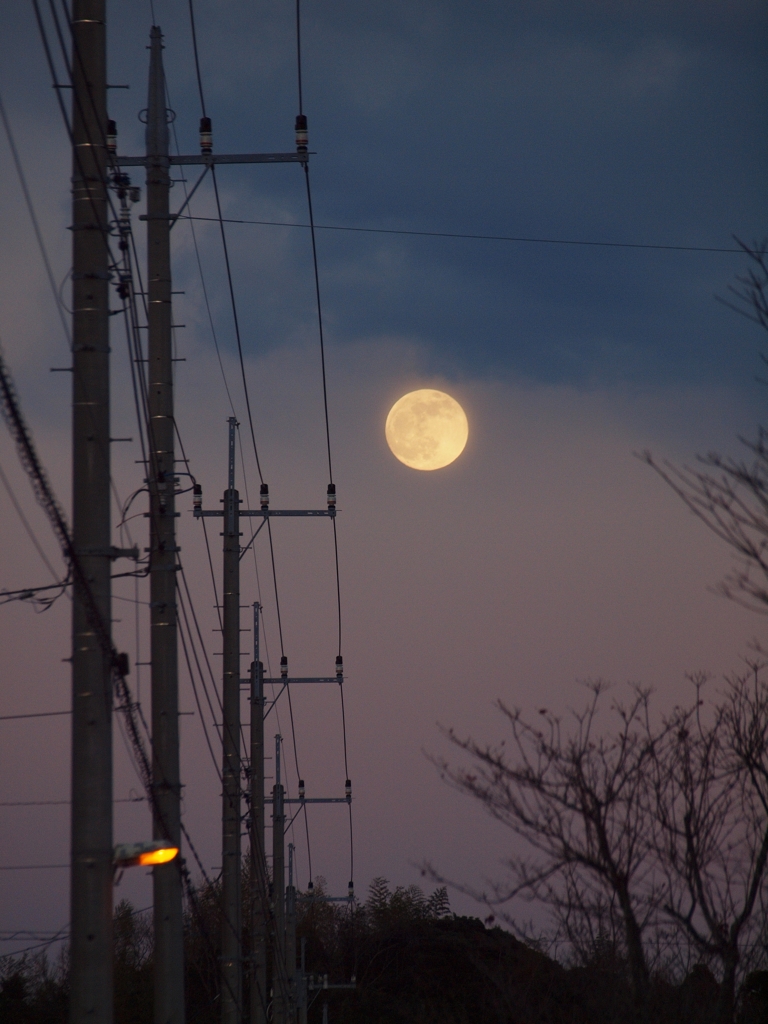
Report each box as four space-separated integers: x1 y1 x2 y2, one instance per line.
181 215 743 255
0 88 71 347
296 0 352 894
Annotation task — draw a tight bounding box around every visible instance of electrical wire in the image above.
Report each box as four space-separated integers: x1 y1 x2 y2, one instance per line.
296 0 353 896
0 798 144 807
187 0 206 119
0 460 63 582
177 564 223 716
0 922 70 957
0 579 71 606
180 215 744 255
0 710 69 721
0 329 232 996
167 87 238 420
20 14 273 1010
295 0 304 117
209 168 266 486
177 575 223 758
30 0 141 548
0 88 71 347
301 173 333 484
164 76 267 770
174 23 289 1002
0 863 68 870
182 8 289 687
178 3 320 958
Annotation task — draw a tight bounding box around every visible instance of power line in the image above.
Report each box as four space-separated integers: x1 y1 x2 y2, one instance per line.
18 17 271 1012
29 0 145 550
209 170 265 484
167 84 238 421
187 0 206 119
0 798 145 807
178 20 290 1012
0 922 70 957
181 14 288 696
0 863 68 870
302 176 333 484
0 87 71 347
0 710 69 721
295 0 352 898
0 460 63 583
0 578 71 610
180 215 743 255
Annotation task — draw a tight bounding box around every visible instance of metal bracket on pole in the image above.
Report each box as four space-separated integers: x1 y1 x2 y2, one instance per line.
195 509 336 518
117 152 312 167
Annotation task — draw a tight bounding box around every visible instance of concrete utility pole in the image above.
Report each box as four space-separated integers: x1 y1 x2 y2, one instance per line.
193 431 341 1024
287 844 297 1017
69 2 113 1022
222 417 242 1024
145 27 185 1024
272 735 286 1024
250 607 268 1024
299 939 308 1024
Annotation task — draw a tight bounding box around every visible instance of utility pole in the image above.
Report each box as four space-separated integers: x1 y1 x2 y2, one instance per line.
299 939 308 1024
70 2 113 1023
272 735 286 1024
193 428 341 1024
250 607 268 1024
287 844 297 1018
145 27 185 1024
222 416 242 1024
118 33 307 1024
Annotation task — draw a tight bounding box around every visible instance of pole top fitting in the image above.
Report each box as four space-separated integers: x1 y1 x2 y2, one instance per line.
295 114 308 153
199 117 212 154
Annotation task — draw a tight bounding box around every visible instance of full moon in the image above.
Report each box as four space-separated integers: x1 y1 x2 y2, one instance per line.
385 389 469 470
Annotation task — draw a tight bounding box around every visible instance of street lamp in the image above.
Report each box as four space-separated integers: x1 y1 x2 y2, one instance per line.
113 840 179 869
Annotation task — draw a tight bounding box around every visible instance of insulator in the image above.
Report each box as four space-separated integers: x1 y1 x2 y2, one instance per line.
307 879 314 891
295 113 308 153
199 116 212 154
280 654 288 678
260 483 269 509
327 482 336 507
298 779 305 799
193 483 202 511
345 778 351 801
335 655 343 679
129 186 141 204
348 881 354 895
107 119 117 154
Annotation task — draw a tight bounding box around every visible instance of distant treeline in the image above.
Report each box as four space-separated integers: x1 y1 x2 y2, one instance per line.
2 876 768 1024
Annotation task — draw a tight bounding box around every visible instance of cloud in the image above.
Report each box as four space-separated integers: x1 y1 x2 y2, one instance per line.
0 0 765 935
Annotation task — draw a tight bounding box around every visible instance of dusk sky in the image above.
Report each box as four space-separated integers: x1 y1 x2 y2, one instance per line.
0 0 767 956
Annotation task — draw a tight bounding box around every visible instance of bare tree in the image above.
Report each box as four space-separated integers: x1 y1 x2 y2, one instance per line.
650 668 768 1024
432 682 662 1014
642 242 768 616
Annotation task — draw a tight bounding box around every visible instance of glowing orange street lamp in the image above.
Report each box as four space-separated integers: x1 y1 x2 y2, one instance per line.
113 841 179 869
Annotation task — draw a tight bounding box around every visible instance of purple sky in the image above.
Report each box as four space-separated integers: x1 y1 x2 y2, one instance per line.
0 0 766 957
